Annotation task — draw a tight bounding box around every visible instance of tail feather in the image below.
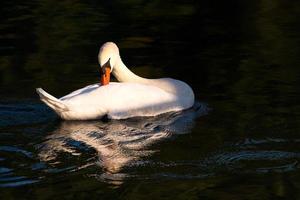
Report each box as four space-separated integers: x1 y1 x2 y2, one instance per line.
36 88 69 112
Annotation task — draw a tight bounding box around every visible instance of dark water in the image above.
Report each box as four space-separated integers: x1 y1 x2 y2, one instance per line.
1 0 300 199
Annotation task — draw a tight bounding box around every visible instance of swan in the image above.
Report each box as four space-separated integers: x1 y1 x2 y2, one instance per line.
36 42 194 120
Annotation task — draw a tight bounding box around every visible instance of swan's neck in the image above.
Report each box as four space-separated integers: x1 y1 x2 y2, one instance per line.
112 57 194 99
113 58 149 84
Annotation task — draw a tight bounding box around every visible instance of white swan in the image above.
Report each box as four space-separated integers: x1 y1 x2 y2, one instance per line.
36 42 194 120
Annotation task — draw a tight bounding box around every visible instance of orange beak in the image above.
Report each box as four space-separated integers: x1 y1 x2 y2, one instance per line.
100 67 111 86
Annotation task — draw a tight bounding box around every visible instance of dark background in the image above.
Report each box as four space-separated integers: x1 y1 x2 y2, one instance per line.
0 0 300 199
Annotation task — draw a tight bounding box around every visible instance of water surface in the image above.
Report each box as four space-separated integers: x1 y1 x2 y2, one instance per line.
0 0 300 199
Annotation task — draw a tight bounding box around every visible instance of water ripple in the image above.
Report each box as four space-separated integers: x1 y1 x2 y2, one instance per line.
2 100 300 188
36 102 208 184
0 102 56 127
212 150 299 165
0 179 39 188
0 167 39 188
0 146 33 158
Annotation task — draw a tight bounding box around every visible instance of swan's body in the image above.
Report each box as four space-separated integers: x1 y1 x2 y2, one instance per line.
36 42 194 120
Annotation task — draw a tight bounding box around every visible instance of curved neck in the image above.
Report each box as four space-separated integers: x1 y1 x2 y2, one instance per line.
112 58 149 84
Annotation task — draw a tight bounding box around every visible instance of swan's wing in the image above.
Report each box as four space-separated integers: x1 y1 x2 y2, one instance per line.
60 83 100 101
57 82 189 120
103 83 182 119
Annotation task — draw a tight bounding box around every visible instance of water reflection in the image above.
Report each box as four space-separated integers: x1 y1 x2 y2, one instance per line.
38 102 208 185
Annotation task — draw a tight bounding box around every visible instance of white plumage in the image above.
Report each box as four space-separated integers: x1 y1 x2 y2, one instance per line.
36 42 194 120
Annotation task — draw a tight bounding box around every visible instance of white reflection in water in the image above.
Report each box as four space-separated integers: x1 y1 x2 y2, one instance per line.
38 102 208 184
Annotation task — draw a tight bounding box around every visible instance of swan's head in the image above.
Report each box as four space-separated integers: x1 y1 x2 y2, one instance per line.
98 42 120 85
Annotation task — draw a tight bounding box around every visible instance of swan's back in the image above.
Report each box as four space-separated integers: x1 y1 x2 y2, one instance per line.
59 82 193 120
